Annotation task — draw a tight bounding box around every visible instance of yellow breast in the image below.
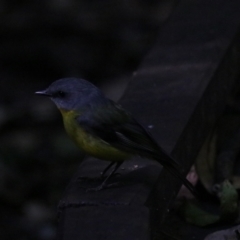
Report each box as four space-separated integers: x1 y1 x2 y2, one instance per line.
59 109 130 162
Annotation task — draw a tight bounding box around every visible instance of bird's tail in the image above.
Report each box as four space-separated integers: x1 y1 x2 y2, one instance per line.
163 162 199 198
153 153 199 198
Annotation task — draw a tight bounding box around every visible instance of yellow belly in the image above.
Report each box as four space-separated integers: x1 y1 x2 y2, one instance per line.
60 109 130 162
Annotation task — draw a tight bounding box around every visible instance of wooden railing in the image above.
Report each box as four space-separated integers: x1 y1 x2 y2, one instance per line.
57 1 240 239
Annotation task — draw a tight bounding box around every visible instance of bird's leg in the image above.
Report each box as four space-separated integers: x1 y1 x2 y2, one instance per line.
87 161 123 191
101 162 115 178
100 161 123 187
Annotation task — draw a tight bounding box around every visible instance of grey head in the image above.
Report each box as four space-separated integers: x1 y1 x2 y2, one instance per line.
35 78 106 111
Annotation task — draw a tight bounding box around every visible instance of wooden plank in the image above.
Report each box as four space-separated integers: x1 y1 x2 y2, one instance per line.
57 0 240 239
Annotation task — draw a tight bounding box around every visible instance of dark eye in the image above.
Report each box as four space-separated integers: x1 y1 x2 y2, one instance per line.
57 91 65 98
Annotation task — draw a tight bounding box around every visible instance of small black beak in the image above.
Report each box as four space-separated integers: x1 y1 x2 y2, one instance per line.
35 90 52 97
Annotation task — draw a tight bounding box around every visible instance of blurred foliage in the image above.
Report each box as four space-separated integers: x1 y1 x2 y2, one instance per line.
182 93 240 228
180 180 238 227
196 95 240 194
0 0 177 239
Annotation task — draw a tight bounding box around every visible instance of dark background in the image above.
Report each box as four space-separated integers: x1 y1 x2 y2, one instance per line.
0 1 177 239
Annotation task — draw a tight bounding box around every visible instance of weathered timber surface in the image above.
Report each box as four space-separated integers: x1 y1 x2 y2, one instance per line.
57 0 240 239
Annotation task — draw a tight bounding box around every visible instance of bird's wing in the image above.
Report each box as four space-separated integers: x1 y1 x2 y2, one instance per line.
76 101 171 162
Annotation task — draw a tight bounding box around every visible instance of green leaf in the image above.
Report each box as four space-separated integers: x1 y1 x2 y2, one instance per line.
219 180 238 222
180 201 219 227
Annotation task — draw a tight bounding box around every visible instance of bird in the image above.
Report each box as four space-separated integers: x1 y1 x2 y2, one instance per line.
35 77 197 195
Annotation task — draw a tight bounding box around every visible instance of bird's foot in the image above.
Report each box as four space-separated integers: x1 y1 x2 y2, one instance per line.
100 172 121 179
85 182 121 192
86 184 105 192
